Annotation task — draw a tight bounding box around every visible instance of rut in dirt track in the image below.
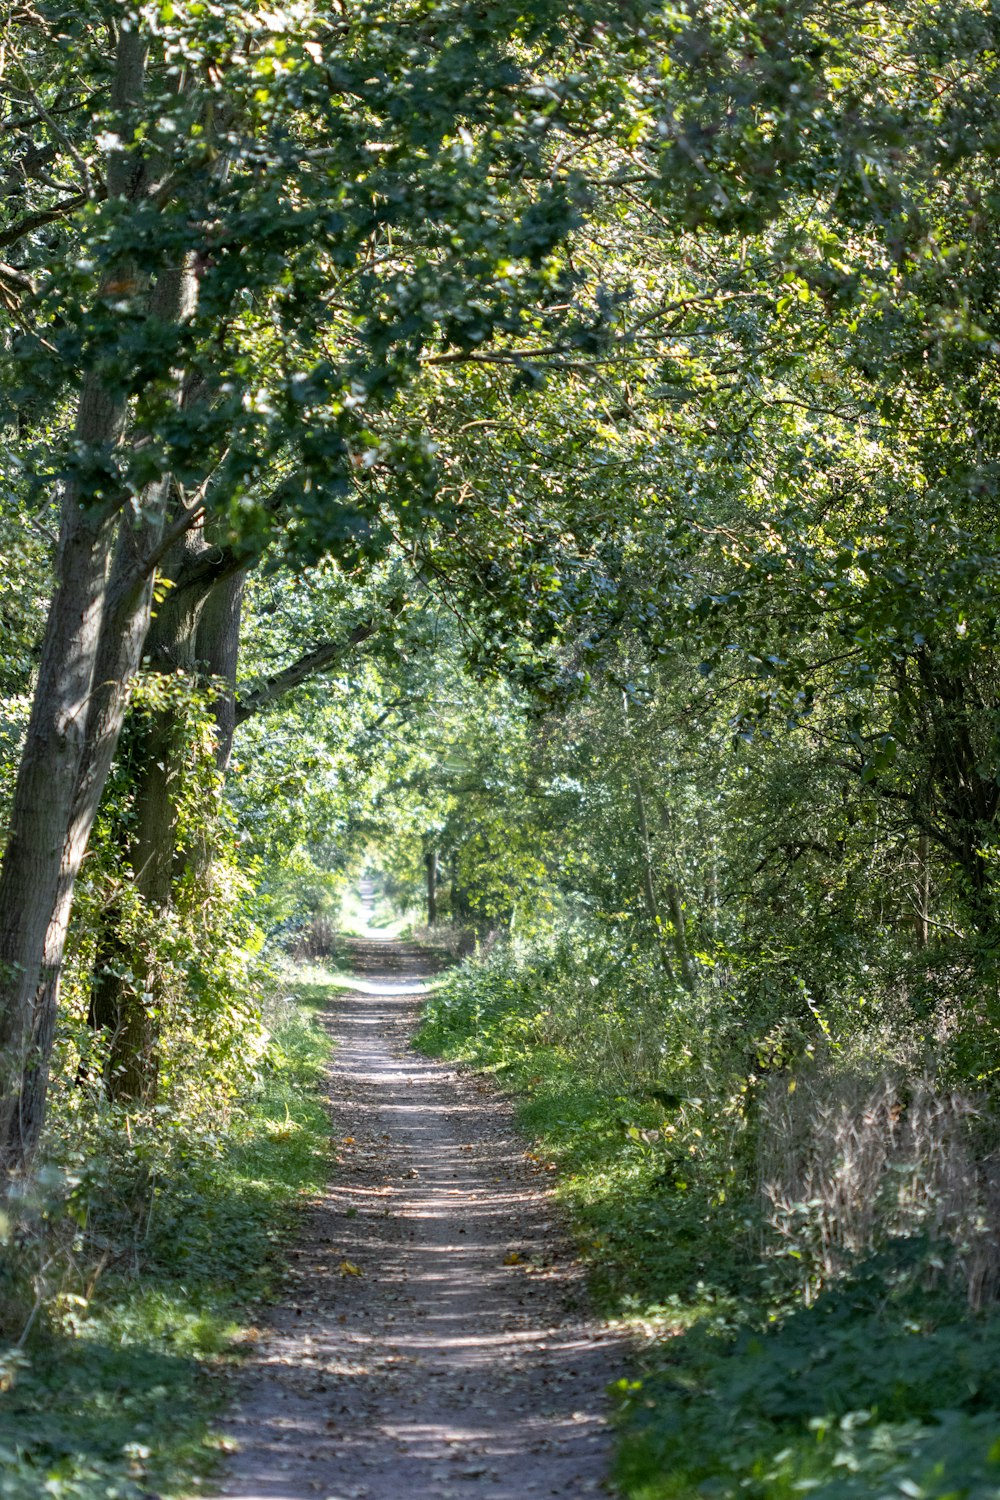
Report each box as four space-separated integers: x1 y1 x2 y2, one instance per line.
205 931 623 1500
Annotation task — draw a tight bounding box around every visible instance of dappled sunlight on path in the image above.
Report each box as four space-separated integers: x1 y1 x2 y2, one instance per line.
202 911 622 1500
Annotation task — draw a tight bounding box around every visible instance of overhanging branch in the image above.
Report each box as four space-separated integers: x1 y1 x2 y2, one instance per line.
234 601 404 723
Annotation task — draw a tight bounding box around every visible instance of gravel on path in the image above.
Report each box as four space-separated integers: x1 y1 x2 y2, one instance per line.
203 934 623 1500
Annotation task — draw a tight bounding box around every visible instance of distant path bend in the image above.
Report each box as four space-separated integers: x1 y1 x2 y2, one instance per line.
205 930 623 1500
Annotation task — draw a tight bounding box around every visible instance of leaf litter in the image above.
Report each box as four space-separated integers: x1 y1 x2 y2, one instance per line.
202 935 624 1500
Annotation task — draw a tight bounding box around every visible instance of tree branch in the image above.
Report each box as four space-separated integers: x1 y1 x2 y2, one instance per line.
165 471 304 597
0 191 94 251
234 602 404 723
139 496 208 579
421 342 573 367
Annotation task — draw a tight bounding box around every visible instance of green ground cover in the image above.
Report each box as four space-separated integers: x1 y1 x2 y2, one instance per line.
416 937 1000 1500
0 975 334 1500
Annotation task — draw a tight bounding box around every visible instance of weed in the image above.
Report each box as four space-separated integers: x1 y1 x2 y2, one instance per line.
418 933 1000 1500
0 969 334 1500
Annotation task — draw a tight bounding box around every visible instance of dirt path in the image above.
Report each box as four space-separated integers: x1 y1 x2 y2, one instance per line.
204 931 623 1500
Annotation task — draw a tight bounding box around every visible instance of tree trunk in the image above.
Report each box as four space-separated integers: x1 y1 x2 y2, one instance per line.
633 772 659 926
665 880 696 992
198 567 247 775
90 702 177 1103
620 693 676 982
911 653 999 935
425 848 439 926
0 22 201 1171
0 27 151 1172
86 550 247 1101
915 830 930 949
27 249 198 1117
0 495 121 1169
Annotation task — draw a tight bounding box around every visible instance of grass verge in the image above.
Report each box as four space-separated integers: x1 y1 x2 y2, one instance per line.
0 972 334 1500
416 939 1000 1500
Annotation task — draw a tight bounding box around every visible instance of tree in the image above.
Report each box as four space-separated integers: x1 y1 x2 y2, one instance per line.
0 0 637 1175
7 0 1000 1170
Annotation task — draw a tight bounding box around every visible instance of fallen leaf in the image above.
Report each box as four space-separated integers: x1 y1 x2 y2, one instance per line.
338 1259 362 1277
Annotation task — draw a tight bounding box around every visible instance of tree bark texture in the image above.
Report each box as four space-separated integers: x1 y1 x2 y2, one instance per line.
0 492 120 1162
0 27 202 1172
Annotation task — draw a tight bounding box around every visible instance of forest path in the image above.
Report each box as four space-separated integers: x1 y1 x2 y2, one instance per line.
204 912 622 1500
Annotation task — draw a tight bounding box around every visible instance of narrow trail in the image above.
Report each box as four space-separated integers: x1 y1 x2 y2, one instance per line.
205 915 623 1500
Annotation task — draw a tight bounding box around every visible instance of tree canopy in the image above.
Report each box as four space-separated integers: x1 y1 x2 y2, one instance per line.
4 2 1000 1492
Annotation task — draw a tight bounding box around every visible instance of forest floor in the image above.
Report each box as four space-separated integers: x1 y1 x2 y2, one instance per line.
203 927 624 1500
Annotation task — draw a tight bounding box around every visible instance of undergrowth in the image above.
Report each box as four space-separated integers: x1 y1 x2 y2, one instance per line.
0 972 333 1500
416 929 1000 1500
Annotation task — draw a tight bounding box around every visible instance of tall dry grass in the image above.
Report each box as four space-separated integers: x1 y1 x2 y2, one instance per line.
759 1060 1000 1307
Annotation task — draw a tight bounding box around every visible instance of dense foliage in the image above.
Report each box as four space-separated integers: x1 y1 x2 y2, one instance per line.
4 0 1000 1494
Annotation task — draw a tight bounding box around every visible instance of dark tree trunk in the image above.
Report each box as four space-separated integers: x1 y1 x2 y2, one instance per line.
0 495 122 1168
84 565 395 1104
665 880 696 993
0 31 161 1175
449 851 469 921
426 848 439 926
909 653 1000 935
198 568 247 775
26 247 199 1116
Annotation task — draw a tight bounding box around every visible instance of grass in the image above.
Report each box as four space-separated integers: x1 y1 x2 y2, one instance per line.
415 937 1000 1500
415 943 750 1313
0 971 335 1500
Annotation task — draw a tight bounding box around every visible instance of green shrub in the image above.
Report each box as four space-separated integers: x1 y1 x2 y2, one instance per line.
0 971 333 1500
420 928 1000 1500
418 926 754 1305
618 1257 1000 1500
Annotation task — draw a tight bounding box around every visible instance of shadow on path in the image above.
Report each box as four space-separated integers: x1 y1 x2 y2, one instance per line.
205 924 623 1500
